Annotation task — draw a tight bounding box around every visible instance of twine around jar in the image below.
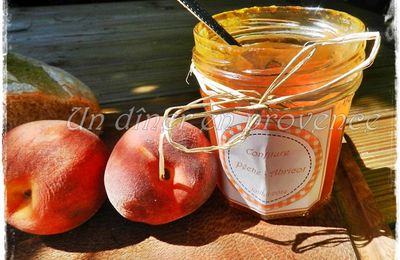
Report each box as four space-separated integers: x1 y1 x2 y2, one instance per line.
158 32 381 180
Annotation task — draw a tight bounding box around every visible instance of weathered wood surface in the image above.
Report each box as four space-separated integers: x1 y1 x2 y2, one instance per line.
7 0 396 258
5 192 360 259
7 0 394 110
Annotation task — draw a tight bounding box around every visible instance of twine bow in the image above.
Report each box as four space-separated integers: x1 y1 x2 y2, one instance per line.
158 32 381 180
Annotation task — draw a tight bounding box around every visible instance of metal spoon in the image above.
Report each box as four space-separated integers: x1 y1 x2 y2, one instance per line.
176 0 241 46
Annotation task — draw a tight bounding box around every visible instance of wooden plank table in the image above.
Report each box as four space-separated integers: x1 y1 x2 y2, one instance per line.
7 0 396 259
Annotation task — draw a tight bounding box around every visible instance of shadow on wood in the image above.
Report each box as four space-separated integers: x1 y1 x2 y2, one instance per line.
240 228 351 254
12 191 259 253
334 136 395 258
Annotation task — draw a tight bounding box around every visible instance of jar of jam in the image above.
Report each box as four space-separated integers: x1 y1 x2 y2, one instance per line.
190 6 376 219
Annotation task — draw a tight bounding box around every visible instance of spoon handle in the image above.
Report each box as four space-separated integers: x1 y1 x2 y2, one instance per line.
176 0 241 46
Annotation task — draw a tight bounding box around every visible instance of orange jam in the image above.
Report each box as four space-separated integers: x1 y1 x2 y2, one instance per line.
191 6 367 219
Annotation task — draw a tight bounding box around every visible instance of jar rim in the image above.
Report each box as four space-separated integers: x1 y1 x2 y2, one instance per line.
193 6 365 50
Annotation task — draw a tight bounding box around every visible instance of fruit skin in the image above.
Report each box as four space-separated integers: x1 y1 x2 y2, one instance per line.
105 116 217 225
5 120 108 235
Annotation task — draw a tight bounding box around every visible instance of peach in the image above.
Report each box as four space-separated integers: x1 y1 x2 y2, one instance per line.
5 120 108 235
104 116 217 224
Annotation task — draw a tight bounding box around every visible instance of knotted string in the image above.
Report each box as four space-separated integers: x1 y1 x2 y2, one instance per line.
158 31 380 180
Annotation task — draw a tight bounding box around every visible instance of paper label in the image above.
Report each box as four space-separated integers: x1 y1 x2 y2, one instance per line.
213 108 332 216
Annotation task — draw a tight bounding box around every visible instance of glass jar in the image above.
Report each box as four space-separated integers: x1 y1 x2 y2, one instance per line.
191 6 368 219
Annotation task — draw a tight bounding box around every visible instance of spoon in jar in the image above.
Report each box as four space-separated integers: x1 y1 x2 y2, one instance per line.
176 0 241 46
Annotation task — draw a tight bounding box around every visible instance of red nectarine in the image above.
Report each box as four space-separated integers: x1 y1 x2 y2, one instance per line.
5 120 108 235
104 116 217 225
